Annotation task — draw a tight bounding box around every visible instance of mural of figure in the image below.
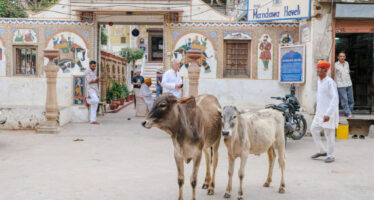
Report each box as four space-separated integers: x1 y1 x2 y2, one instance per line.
174 34 213 73
50 32 87 73
13 29 37 43
24 30 35 42
280 33 293 44
14 30 23 42
259 35 272 70
74 76 85 104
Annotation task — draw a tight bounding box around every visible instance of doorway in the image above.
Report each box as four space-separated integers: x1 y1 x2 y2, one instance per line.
148 30 163 62
335 33 374 113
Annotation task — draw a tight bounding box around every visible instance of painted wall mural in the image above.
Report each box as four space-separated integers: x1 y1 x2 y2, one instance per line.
46 31 88 74
13 29 37 43
173 33 217 78
0 39 5 76
257 34 273 79
73 76 85 104
279 31 294 44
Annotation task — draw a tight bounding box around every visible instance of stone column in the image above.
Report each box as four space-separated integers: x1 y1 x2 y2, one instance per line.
37 50 61 133
186 50 202 97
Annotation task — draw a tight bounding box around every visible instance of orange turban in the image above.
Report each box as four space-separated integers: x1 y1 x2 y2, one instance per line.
144 78 152 83
317 60 330 70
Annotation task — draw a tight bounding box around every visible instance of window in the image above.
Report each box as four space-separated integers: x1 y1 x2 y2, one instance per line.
223 40 251 78
14 46 37 75
121 37 126 44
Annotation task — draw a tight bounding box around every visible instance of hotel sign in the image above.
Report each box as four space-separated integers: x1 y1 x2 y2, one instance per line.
247 0 311 22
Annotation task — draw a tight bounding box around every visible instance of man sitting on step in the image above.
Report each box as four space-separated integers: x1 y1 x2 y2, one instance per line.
140 78 154 112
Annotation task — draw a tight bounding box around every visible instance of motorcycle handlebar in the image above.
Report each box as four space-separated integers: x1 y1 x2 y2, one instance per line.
271 96 283 100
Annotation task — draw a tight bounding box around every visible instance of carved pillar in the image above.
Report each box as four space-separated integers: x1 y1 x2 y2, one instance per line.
101 58 106 100
186 50 202 97
37 50 60 133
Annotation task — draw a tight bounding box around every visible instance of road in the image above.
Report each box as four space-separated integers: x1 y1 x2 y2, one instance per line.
0 105 373 200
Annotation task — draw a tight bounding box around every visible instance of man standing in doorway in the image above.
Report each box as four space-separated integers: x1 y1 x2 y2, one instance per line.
132 70 144 108
310 61 339 163
85 60 100 125
335 52 354 117
162 59 183 98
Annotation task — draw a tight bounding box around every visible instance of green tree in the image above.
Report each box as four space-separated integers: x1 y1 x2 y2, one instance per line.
100 27 108 45
0 0 28 18
26 0 59 12
119 48 144 67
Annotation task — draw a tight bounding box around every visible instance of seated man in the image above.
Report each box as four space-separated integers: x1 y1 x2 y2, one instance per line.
139 78 154 112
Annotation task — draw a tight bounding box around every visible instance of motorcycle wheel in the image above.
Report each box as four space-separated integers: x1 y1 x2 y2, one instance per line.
291 115 307 140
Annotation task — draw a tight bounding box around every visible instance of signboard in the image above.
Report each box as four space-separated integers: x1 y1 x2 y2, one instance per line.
279 45 305 84
247 0 311 22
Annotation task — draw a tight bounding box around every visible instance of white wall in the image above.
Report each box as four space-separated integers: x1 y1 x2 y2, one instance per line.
186 78 290 107
0 77 73 107
28 0 71 19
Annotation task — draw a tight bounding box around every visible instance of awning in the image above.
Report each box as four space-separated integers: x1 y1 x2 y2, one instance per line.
336 4 374 19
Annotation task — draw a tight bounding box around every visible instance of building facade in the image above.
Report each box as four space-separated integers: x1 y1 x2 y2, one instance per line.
5 0 371 130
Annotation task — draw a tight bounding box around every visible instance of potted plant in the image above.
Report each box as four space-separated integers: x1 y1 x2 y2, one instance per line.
106 87 113 104
121 84 130 102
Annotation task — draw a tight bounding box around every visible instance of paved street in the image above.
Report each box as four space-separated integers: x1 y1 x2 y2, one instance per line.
0 105 373 200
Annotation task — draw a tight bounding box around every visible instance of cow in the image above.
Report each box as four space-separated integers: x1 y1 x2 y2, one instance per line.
142 93 222 200
220 106 286 200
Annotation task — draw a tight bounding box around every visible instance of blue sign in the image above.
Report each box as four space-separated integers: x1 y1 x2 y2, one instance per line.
280 50 303 82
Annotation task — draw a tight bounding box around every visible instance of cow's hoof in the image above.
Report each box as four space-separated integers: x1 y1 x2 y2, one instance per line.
202 184 209 189
263 182 270 187
207 189 214 195
237 197 244 200
279 188 285 194
224 193 231 198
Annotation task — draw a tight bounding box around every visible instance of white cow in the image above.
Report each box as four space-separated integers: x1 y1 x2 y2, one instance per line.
220 106 286 200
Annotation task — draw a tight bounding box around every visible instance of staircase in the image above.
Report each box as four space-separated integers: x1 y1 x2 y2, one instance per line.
142 62 163 92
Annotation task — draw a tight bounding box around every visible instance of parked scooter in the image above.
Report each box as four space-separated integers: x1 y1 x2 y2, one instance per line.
266 85 307 141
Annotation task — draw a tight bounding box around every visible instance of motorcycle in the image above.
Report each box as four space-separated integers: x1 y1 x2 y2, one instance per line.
265 85 307 141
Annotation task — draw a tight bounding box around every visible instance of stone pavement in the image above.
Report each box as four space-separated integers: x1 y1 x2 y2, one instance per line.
0 105 373 200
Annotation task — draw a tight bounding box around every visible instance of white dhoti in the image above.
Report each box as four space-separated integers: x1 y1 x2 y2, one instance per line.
311 120 335 158
87 89 99 122
312 76 339 159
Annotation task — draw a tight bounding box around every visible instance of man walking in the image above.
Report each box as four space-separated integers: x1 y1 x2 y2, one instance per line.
311 60 339 163
162 59 183 98
132 70 144 108
85 61 100 125
335 52 354 117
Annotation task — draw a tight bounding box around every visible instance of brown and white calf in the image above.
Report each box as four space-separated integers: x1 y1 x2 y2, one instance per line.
142 93 222 200
220 106 286 200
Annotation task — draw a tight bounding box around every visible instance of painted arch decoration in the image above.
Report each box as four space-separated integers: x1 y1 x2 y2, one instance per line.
45 31 88 74
173 32 217 78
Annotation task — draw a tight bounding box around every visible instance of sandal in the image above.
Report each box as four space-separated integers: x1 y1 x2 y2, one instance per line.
352 134 358 139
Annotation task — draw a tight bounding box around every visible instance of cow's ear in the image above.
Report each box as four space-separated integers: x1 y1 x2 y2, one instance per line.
177 96 195 104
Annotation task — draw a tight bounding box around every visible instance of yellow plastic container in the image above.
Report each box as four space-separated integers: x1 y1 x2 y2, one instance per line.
336 124 349 139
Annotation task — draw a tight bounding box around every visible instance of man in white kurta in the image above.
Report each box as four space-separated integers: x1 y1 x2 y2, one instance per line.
162 59 183 98
85 61 100 125
311 61 339 163
140 78 154 112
